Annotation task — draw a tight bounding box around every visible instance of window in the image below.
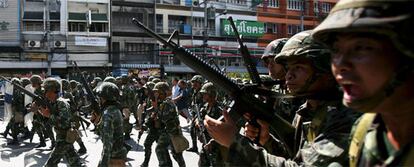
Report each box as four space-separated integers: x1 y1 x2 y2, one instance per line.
314 2 333 13
69 22 87 32
287 0 303 10
168 15 186 33
265 23 277 34
287 24 300 35
89 23 108 32
50 22 60 31
227 0 247 5
156 14 163 33
24 22 43 31
268 0 279 8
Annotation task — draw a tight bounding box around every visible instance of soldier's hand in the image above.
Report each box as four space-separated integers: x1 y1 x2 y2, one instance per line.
244 121 260 141
39 106 51 118
204 108 237 148
257 119 270 146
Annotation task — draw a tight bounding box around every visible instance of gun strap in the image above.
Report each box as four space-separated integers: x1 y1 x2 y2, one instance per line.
349 113 376 167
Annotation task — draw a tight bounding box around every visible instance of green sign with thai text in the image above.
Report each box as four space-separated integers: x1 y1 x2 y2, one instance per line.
221 19 265 37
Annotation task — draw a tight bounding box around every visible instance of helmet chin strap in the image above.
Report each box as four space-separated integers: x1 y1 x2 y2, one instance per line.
345 63 413 112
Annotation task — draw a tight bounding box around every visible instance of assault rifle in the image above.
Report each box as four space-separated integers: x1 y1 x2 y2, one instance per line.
228 16 261 85
72 61 101 124
132 18 295 154
1 76 51 111
194 104 214 166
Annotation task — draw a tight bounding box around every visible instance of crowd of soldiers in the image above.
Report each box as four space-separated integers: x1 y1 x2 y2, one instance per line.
1 0 414 166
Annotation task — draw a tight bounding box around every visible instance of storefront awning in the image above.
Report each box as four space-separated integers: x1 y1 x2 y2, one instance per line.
68 13 108 21
120 64 160 69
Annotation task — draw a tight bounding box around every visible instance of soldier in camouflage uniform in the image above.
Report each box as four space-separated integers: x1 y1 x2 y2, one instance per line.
312 0 414 166
40 78 83 167
153 82 186 167
28 75 47 148
140 82 161 167
187 75 204 152
62 79 87 154
205 30 361 166
197 82 228 167
96 82 128 167
1 78 25 145
119 75 136 140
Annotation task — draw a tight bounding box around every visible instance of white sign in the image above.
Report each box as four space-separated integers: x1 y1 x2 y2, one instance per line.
75 36 107 47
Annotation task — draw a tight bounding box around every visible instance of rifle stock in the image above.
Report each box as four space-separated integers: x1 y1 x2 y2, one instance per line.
132 18 294 152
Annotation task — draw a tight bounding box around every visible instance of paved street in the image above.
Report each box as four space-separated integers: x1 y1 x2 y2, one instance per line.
0 105 202 167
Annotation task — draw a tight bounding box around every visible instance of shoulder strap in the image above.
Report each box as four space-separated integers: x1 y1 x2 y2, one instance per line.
349 113 376 167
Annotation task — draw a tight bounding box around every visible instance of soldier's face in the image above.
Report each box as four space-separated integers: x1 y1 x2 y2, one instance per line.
331 34 399 110
264 57 286 80
45 90 58 102
285 59 314 94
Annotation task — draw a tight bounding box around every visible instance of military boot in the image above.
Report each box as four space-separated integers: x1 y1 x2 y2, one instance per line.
35 135 46 148
7 139 19 145
1 126 11 138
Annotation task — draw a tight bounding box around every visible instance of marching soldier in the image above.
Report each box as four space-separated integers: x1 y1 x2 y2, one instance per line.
153 82 186 167
40 78 83 167
29 75 47 148
62 79 87 155
187 75 204 152
119 75 136 140
1 78 25 145
312 0 414 165
140 82 160 167
96 82 128 167
197 82 228 167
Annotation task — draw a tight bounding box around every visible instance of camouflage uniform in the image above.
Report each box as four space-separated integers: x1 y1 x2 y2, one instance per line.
141 105 161 167
29 75 47 147
43 78 82 167
312 0 414 166
3 78 25 144
153 82 186 167
226 31 361 166
120 76 136 140
188 75 204 152
96 82 128 167
198 83 228 167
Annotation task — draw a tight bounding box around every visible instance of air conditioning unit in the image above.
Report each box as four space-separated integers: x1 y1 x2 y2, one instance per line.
231 62 240 67
28 40 41 48
218 60 226 66
54 41 66 48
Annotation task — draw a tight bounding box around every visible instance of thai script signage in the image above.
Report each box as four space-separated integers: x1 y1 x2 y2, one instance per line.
221 19 265 37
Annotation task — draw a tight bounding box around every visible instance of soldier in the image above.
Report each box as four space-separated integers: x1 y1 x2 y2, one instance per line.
187 75 204 152
39 78 83 167
1 78 25 145
153 82 186 167
312 0 414 165
119 75 136 140
28 75 47 148
205 30 361 166
140 82 161 167
197 82 228 167
63 79 87 155
96 82 128 167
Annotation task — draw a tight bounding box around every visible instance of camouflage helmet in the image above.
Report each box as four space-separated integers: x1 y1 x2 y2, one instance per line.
61 79 69 91
200 82 217 97
92 77 102 84
43 78 61 92
191 75 204 83
275 30 331 73
152 82 170 94
11 77 21 85
69 80 77 89
121 75 129 84
148 76 155 82
97 82 120 101
262 38 289 59
152 78 161 84
312 0 414 59
144 81 155 90
103 76 116 84
259 75 273 83
21 78 31 87
30 75 42 85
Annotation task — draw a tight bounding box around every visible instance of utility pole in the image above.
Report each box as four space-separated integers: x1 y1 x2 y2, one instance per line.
203 0 208 59
300 0 305 31
45 0 52 76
